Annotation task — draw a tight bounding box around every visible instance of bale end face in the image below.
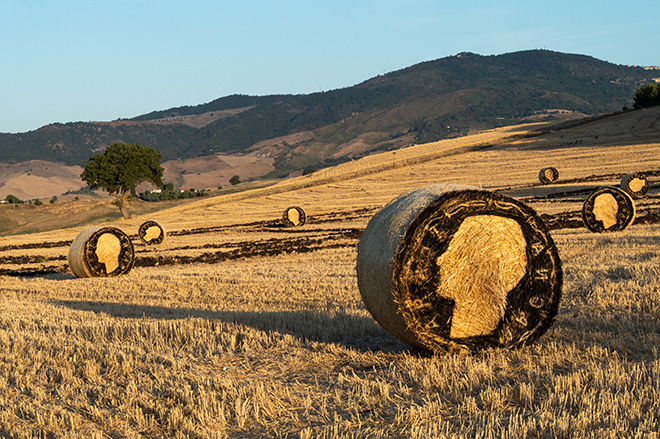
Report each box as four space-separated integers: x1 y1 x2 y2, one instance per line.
356 184 562 353
68 226 135 278
538 167 559 184
582 186 636 233
138 220 166 245
282 206 306 227
620 173 649 198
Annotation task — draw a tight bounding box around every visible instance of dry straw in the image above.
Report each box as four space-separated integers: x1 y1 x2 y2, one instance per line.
538 167 559 184
68 226 135 278
356 184 562 353
138 220 166 245
620 172 649 198
281 206 306 227
582 187 636 233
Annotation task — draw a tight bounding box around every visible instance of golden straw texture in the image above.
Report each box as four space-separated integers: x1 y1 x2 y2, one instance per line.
437 215 527 338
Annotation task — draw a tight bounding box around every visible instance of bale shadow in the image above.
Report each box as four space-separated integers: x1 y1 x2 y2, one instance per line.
52 299 409 353
0 266 71 279
39 272 76 281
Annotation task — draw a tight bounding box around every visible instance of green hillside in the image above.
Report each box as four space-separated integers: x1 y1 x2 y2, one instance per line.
0 50 657 176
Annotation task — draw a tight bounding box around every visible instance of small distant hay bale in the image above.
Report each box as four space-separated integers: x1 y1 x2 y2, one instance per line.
138 220 166 245
282 206 306 227
538 167 559 184
582 187 635 233
620 172 649 198
356 184 562 353
68 226 135 278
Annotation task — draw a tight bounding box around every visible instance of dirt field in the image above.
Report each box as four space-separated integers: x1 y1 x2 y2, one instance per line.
0 108 659 437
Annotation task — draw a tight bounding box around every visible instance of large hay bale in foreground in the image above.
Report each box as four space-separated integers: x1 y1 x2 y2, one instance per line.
538 167 559 184
282 206 306 227
68 226 135 278
356 184 562 353
620 173 649 198
582 187 635 233
138 220 166 245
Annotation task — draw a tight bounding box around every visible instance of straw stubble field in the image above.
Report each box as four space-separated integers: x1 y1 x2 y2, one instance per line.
1 109 659 437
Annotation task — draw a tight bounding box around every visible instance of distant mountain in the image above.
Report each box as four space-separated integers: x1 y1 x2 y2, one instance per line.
1 50 657 178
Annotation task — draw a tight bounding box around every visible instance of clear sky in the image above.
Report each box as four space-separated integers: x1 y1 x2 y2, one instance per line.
1 0 658 133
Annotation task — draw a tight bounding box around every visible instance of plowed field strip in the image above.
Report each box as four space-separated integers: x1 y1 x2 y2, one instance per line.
0 229 362 277
498 170 660 193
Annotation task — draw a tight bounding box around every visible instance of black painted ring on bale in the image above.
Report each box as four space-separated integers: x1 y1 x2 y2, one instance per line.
138 220 166 245
356 184 562 353
68 226 135 278
538 167 559 184
582 187 635 233
620 173 649 198
282 206 306 227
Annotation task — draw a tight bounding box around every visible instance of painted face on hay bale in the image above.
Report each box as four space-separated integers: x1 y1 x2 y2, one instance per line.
582 187 635 233
538 167 559 184
356 184 562 353
620 173 649 199
68 227 135 278
436 215 527 339
138 220 166 245
282 206 306 227
95 233 121 274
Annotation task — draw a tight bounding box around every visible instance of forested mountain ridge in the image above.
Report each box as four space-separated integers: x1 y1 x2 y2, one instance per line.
1 50 657 178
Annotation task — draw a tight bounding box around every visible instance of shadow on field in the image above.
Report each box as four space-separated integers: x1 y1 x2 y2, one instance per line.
53 299 409 353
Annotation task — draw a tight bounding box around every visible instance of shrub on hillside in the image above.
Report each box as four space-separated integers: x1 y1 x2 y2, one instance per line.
634 83 660 109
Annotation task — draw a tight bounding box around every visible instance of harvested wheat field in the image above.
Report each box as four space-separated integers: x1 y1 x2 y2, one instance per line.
1 108 660 438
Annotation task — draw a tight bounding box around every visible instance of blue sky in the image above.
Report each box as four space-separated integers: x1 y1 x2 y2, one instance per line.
1 0 658 133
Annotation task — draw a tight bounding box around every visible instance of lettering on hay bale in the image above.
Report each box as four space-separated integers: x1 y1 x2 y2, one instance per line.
282 206 306 227
138 220 166 245
538 167 559 184
620 173 649 198
356 184 562 353
68 226 135 278
582 187 635 233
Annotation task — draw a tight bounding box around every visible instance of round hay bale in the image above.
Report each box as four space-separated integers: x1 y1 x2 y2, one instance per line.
282 206 306 227
538 167 559 184
620 172 649 198
68 226 135 278
356 184 562 353
582 187 635 233
138 220 166 245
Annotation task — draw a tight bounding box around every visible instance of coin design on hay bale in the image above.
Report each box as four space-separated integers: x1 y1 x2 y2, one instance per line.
538 167 559 184
620 173 649 199
582 187 636 233
356 184 562 353
282 206 306 227
138 220 166 245
68 226 135 278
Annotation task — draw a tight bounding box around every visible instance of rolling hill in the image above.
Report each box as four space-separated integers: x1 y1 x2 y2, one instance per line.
0 49 658 182
1 104 658 237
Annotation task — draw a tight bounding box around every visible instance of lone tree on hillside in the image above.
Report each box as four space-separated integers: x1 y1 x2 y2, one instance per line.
81 142 163 219
5 194 23 204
